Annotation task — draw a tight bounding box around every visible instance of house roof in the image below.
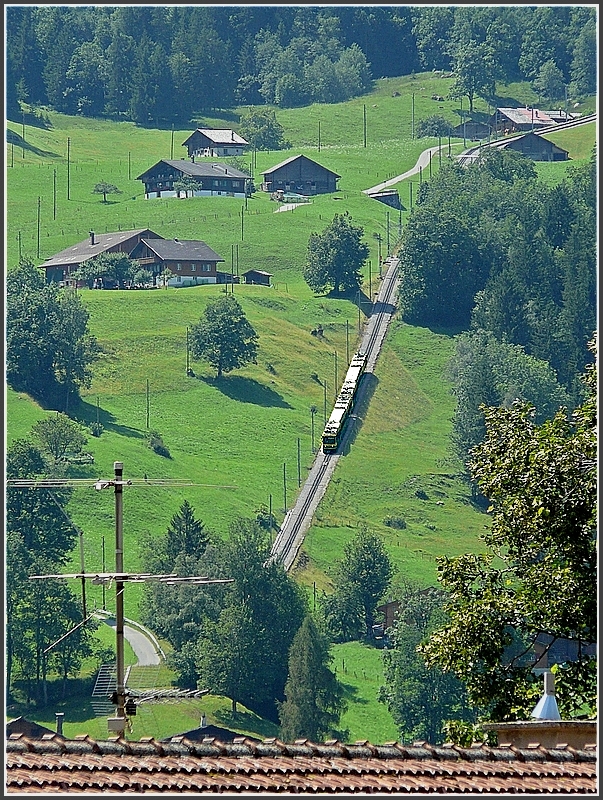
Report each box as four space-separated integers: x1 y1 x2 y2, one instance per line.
136 160 250 181
5 734 597 794
40 229 162 269
137 238 224 263
242 269 272 277
182 129 249 146
261 154 341 178
495 107 557 126
496 132 569 153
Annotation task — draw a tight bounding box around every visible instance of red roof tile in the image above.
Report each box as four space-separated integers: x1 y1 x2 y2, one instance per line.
6 735 597 794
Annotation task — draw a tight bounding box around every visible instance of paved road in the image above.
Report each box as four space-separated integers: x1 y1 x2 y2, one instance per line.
98 613 162 666
363 145 445 195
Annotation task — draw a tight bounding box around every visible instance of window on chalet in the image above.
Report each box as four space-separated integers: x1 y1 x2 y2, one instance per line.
177 263 181 271
232 181 240 188
202 264 212 272
191 265 196 271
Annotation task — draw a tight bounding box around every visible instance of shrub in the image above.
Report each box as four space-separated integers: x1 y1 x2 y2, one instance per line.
149 430 171 458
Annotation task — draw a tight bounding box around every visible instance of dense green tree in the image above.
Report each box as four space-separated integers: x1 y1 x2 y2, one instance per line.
6 260 98 410
278 615 346 742
92 181 122 203
31 413 88 467
72 252 134 288
448 40 496 113
303 212 369 296
238 107 289 151
321 525 393 642
191 519 307 721
411 6 455 71
420 343 597 721
533 59 565 102
190 295 259 378
379 584 475 744
163 501 210 566
569 17 597 98
398 205 486 327
518 7 564 82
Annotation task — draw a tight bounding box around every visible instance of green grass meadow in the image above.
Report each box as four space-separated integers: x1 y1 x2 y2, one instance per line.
6 73 595 742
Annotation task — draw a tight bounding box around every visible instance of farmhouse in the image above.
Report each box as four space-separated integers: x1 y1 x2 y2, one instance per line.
261 155 340 196
497 131 569 161
40 228 163 284
136 160 251 199
182 128 249 158
129 238 225 286
491 107 575 134
241 269 272 286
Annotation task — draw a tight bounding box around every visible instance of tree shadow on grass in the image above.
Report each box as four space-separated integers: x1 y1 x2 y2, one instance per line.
74 397 145 439
199 375 292 408
213 707 279 739
6 128 60 158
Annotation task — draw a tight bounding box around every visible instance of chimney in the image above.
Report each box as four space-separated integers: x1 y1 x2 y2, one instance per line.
89 230 95 246
55 712 64 736
531 670 560 720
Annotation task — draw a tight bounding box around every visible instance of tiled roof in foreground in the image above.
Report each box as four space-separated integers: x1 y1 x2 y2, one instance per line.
6 734 597 794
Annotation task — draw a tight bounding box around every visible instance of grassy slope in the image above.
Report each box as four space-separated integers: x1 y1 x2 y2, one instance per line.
6 74 595 742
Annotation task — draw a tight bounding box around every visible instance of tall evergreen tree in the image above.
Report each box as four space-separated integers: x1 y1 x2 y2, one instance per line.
164 500 210 565
278 615 345 742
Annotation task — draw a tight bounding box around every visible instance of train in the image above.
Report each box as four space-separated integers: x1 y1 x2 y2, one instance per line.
321 352 367 453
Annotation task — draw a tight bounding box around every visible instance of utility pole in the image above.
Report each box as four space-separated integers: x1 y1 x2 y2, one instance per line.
323 379 327 427
67 137 71 200
186 327 190 375
53 169 57 220
37 197 41 258
283 462 287 512
318 120 321 152
241 206 244 241
170 125 174 159
310 405 317 453
334 350 338 401
128 151 131 181
346 320 349 364
297 438 301 487
363 104 367 148
411 93 415 139
113 462 126 728
146 380 150 429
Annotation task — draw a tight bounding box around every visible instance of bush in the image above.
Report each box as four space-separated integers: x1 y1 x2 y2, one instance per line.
416 115 453 138
149 430 171 458
383 515 406 529
89 421 104 437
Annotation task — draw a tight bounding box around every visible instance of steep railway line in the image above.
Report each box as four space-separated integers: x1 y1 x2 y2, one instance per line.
270 256 400 571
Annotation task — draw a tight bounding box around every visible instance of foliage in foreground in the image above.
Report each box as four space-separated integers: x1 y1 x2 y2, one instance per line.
379 583 475 744
420 340 597 721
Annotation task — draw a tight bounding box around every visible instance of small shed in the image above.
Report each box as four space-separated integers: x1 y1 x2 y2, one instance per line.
242 269 272 286
498 132 569 161
451 120 492 140
261 155 340 195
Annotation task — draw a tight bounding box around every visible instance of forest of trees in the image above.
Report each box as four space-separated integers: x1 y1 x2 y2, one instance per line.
6 5 596 124
397 146 597 469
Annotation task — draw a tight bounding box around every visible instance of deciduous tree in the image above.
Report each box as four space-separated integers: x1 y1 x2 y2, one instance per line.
92 181 122 203
420 341 597 721
31 413 88 466
303 212 369 296
190 295 259 378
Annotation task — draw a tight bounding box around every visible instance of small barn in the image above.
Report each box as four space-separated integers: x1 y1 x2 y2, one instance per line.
182 129 249 159
498 132 569 161
136 160 251 199
40 228 163 284
242 269 272 286
451 120 491 140
129 238 224 286
261 155 340 196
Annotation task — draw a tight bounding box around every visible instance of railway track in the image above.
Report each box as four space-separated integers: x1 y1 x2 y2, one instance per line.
269 256 401 571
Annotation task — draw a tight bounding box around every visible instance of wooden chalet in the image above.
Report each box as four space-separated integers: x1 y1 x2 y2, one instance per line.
497 132 569 161
491 107 571 134
129 238 224 286
136 160 251 200
261 155 340 196
40 229 163 284
241 269 272 286
451 120 492 140
182 129 249 158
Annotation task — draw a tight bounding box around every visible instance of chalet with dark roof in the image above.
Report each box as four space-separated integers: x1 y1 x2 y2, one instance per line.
261 155 340 196
496 131 569 161
182 129 249 158
40 229 163 284
242 269 272 286
129 238 225 286
136 160 251 200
